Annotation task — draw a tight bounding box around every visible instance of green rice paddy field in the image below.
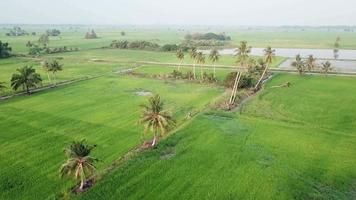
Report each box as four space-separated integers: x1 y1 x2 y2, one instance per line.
78 74 356 200
0 75 223 200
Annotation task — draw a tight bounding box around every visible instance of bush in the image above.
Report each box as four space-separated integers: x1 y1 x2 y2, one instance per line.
161 44 178 52
85 30 98 39
203 72 217 83
5 26 29 36
224 72 256 89
0 41 12 58
46 29 61 36
170 70 183 79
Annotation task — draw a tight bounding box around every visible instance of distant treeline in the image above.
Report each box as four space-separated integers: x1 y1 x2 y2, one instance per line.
184 32 231 41
5 26 36 36
110 39 226 52
46 29 61 36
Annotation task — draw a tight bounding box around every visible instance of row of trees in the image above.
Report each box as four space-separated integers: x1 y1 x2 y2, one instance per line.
60 94 174 191
291 54 333 75
0 60 63 95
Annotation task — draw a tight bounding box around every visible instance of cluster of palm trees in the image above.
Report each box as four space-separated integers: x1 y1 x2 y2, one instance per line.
291 54 332 75
41 59 63 84
0 59 63 96
176 47 220 80
60 94 175 191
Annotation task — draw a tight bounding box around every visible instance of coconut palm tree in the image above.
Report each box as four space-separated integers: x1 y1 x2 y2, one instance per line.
49 60 63 84
139 94 175 147
291 54 305 75
254 46 275 90
321 61 332 75
41 60 51 83
306 55 317 72
60 140 98 191
189 47 198 79
229 41 251 105
196 52 205 80
209 48 220 77
176 49 184 71
11 66 42 95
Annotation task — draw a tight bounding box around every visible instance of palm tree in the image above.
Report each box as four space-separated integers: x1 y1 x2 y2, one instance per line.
49 60 63 84
306 55 317 72
60 140 98 191
11 66 42 95
321 61 332 75
230 41 251 105
209 48 220 77
196 52 205 80
254 46 275 90
176 49 184 71
291 54 305 75
189 47 198 79
139 95 175 147
41 60 51 83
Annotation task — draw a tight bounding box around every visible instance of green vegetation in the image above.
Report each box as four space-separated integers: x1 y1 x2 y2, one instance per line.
78 74 356 200
0 75 222 200
10 66 42 95
0 41 12 58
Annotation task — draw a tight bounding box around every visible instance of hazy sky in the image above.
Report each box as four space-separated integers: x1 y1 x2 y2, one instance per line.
1 0 356 26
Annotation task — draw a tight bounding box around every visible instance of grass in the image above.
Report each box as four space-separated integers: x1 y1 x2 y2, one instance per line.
0 75 223 200
77 74 356 200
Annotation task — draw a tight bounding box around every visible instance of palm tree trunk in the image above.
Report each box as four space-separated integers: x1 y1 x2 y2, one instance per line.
178 60 182 71
47 72 51 84
25 84 30 95
79 177 85 191
229 72 240 104
152 134 157 147
200 64 203 80
193 63 196 80
254 63 269 90
213 63 216 78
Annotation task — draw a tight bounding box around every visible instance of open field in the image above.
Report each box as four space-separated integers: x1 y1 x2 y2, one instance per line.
0 49 285 95
0 75 223 200
2 26 356 53
77 74 356 200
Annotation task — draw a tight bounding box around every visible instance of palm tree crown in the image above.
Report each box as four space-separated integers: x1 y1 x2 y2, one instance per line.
209 48 220 77
235 41 251 68
264 46 276 65
11 66 42 95
139 94 175 147
60 140 98 191
176 49 185 71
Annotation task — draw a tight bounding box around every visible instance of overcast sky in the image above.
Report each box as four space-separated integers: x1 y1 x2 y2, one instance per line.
1 0 356 26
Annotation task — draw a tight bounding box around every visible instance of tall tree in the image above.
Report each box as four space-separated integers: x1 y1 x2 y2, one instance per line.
230 41 251 105
60 140 98 191
38 34 49 47
176 49 184 71
139 95 175 147
196 52 205 80
11 66 42 95
49 60 63 84
306 55 317 72
41 60 51 83
0 41 12 58
254 46 275 90
209 48 220 77
291 54 305 75
321 61 332 76
189 47 198 79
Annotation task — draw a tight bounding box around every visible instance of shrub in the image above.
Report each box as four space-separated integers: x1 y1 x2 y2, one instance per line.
85 30 98 39
0 41 12 58
170 70 183 79
161 44 178 52
46 29 61 36
185 32 231 41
